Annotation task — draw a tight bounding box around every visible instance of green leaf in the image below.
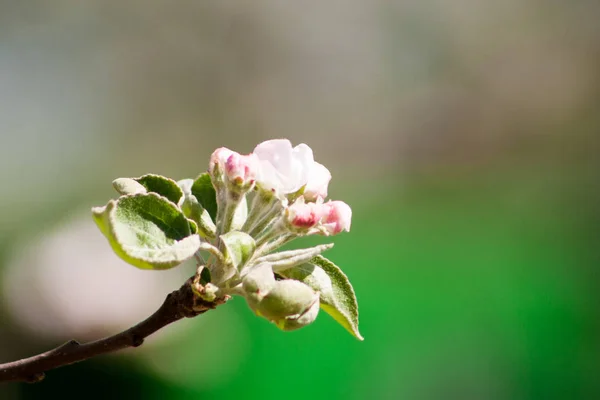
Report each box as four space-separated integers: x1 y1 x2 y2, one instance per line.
92 193 201 270
134 174 184 205
112 178 147 196
188 218 198 235
177 178 216 239
191 173 218 221
279 255 363 340
220 231 256 270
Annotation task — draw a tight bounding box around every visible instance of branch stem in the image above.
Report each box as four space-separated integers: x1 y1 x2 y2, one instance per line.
0 279 227 383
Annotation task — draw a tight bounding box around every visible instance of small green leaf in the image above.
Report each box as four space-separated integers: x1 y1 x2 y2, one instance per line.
92 193 201 270
112 178 147 195
279 255 363 340
178 179 216 239
191 173 218 221
134 174 184 205
220 231 256 270
188 218 198 234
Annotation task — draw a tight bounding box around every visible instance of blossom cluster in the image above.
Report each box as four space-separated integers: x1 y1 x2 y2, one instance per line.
205 139 352 331
209 139 351 237
93 138 359 337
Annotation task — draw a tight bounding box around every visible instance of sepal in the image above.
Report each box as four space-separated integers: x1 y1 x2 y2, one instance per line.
255 243 334 272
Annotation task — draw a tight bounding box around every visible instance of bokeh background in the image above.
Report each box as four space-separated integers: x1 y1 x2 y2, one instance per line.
1 1 599 399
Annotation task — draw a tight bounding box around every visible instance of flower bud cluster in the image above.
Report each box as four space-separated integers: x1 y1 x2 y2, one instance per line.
286 198 352 235
203 139 352 332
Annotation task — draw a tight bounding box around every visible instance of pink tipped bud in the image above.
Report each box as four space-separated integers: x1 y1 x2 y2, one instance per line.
225 152 259 186
321 201 352 235
209 147 258 188
209 147 234 176
303 161 331 201
286 199 326 230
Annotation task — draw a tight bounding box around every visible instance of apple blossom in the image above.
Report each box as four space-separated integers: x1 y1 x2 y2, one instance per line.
88 138 361 343
226 153 259 186
286 198 326 230
208 147 234 176
209 147 258 188
0 139 363 383
208 148 258 235
253 139 314 195
321 201 352 235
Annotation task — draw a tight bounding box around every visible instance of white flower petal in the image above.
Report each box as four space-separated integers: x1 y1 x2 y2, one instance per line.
257 160 280 192
254 139 293 171
253 139 316 195
304 161 331 201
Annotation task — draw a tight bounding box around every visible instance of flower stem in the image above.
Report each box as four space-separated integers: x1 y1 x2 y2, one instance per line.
244 192 281 236
216 191 241 235
199 242 226 266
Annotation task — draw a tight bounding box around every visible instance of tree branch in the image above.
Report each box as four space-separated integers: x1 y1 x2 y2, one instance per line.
0 279 228 383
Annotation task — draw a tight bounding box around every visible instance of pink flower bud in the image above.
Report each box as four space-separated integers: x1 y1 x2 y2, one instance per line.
209 147 234 176
224 152 259 186
321 201 352 235
209 147 258 187
286 199 326 229
303 161 331 201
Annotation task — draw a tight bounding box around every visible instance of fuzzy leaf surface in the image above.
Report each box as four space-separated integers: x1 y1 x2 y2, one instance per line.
280 255 362 340
92 193 200 270
134 174 183 205
191 173 218 221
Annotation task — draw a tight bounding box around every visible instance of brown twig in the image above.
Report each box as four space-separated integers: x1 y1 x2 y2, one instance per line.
0 279 228 383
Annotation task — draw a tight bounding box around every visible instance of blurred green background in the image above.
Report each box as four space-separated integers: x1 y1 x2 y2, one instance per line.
1 1 599 399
